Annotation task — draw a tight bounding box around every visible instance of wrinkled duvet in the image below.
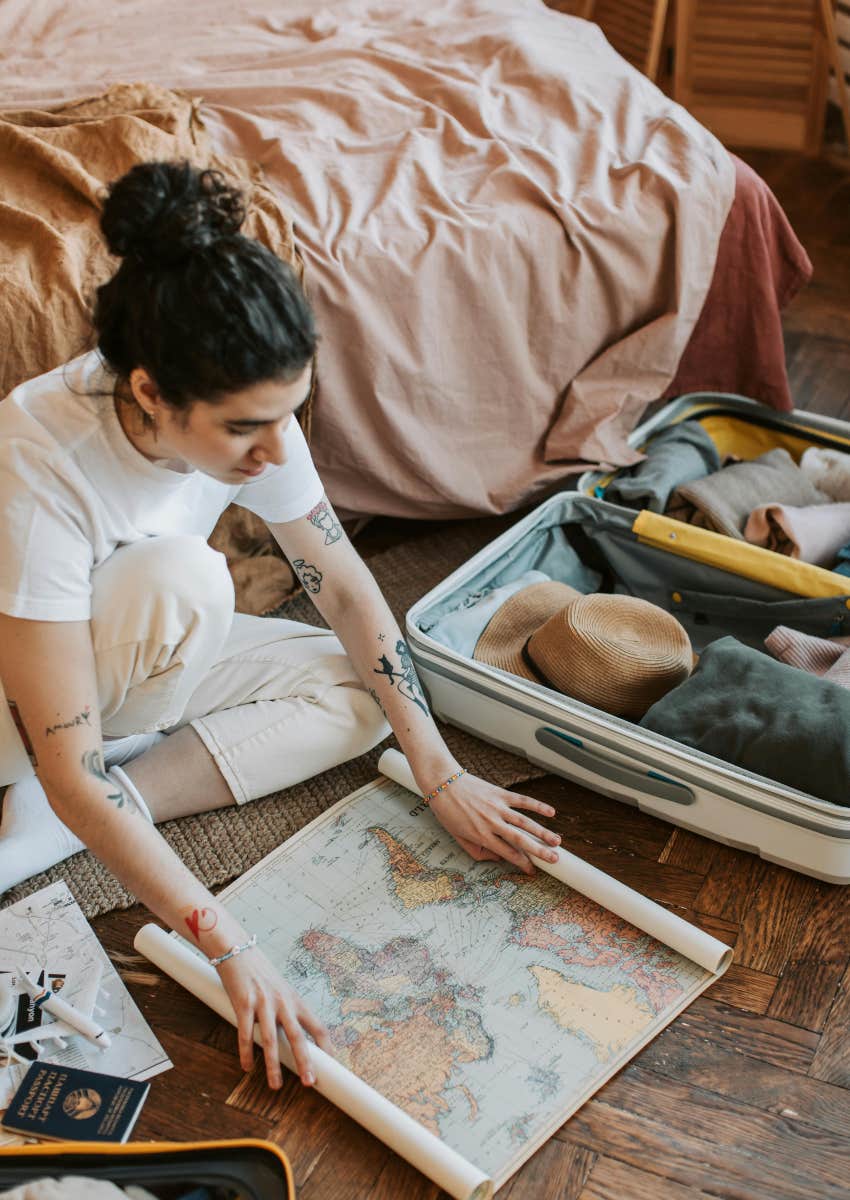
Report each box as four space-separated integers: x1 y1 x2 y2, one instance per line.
1 0 754 518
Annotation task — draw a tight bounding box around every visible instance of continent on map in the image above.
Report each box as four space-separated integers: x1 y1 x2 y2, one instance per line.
531 966 655 1061
506 874 689 1013
294 928 493 1134
368 827 692 1013
368 827 468 908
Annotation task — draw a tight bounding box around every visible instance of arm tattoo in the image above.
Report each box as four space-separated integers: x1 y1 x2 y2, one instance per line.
81 748 139 815
8 701 37 767
293 558 323 594
368 687 388 720
45 706 92 737
183 906 218 941
306 500 342 545
373 638 429 716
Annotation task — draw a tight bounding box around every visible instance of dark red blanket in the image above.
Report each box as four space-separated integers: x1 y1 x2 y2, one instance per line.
665 155 812 412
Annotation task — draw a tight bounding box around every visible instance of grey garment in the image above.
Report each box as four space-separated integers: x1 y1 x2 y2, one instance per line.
640 636 850 806
665 448 828 538
416 523 603 649
425 570 551 656
604 421 721 513
834 543 850 578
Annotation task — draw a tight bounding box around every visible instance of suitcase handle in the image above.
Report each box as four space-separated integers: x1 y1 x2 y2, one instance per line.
535 727 696 806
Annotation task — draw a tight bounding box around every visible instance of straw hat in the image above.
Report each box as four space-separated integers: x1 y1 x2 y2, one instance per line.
473 580 692 717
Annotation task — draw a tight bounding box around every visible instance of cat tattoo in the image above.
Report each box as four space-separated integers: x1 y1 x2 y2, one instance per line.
374 638 429 715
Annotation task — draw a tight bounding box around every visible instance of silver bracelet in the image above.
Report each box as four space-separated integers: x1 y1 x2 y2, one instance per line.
208 932 258 968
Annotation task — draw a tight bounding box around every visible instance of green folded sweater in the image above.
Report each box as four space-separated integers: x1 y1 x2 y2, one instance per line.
640 636 850 806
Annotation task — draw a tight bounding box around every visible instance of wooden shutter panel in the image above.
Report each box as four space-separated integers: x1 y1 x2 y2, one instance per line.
586 0 669 77
673 0 829 151
550 0 669 79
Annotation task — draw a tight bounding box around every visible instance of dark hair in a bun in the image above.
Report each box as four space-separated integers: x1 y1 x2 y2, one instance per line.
94 160 316 406
101 161 246 267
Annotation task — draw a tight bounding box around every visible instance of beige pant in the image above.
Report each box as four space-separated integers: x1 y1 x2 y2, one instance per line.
0 536 390 801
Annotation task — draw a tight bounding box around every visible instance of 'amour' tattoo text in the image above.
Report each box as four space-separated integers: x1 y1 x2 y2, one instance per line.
46 707 92 737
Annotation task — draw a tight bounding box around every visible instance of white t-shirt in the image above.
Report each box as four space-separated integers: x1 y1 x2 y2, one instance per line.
0 353 325 622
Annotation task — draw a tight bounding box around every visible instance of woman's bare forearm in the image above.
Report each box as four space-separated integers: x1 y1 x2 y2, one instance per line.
317 565 459 789
48 769 244 958
271 504 460 790
0 613 243 960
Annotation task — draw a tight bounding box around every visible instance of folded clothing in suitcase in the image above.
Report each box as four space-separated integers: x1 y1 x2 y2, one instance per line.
406 394 850 883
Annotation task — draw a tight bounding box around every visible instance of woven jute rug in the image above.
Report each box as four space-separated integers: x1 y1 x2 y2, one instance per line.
3 516 545 919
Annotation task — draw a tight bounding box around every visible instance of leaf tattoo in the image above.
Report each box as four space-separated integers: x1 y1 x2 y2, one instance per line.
81 749 139 814
368 687 388 719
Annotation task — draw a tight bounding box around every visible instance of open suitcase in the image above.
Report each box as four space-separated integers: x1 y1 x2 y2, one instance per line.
406 394 850 884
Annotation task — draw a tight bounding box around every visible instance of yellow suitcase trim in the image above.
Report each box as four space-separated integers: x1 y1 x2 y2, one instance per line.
585 406 850 495
686 411 850 463
633 510 850 600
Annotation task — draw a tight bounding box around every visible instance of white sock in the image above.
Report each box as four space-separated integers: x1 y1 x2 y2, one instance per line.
102 730 166 769
0 766 154 892
0 774 85 891
109 765 154 823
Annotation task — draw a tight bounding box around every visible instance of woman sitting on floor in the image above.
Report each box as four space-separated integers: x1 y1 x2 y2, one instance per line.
0 161 561 1089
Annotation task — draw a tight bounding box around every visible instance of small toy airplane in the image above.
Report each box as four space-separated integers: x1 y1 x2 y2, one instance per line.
0 965 109 1059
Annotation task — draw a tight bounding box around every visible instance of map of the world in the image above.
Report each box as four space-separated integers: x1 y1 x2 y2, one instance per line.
217 779 712 1185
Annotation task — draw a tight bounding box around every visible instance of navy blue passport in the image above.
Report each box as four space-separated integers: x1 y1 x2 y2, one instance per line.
1 1062 149 1142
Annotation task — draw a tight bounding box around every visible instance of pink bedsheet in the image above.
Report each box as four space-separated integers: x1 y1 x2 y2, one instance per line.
0 0 770 520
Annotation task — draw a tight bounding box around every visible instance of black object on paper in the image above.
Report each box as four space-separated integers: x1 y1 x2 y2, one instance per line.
2 1061 149 1142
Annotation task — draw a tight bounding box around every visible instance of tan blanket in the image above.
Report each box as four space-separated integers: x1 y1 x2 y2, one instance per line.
0 0 736 521
0 82 301 611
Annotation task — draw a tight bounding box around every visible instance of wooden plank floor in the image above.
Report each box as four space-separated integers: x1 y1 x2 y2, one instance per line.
94 147 850 1197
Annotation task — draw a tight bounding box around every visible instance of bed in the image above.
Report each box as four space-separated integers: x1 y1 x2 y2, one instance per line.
0 0 811 532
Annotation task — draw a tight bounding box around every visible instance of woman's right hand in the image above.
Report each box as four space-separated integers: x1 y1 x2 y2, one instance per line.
216 946 333 1088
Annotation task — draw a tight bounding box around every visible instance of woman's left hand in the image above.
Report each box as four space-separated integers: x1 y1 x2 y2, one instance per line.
426 772 561 874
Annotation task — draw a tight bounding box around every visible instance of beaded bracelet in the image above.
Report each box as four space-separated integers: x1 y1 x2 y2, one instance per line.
208 932 258 968
423 768 467 805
